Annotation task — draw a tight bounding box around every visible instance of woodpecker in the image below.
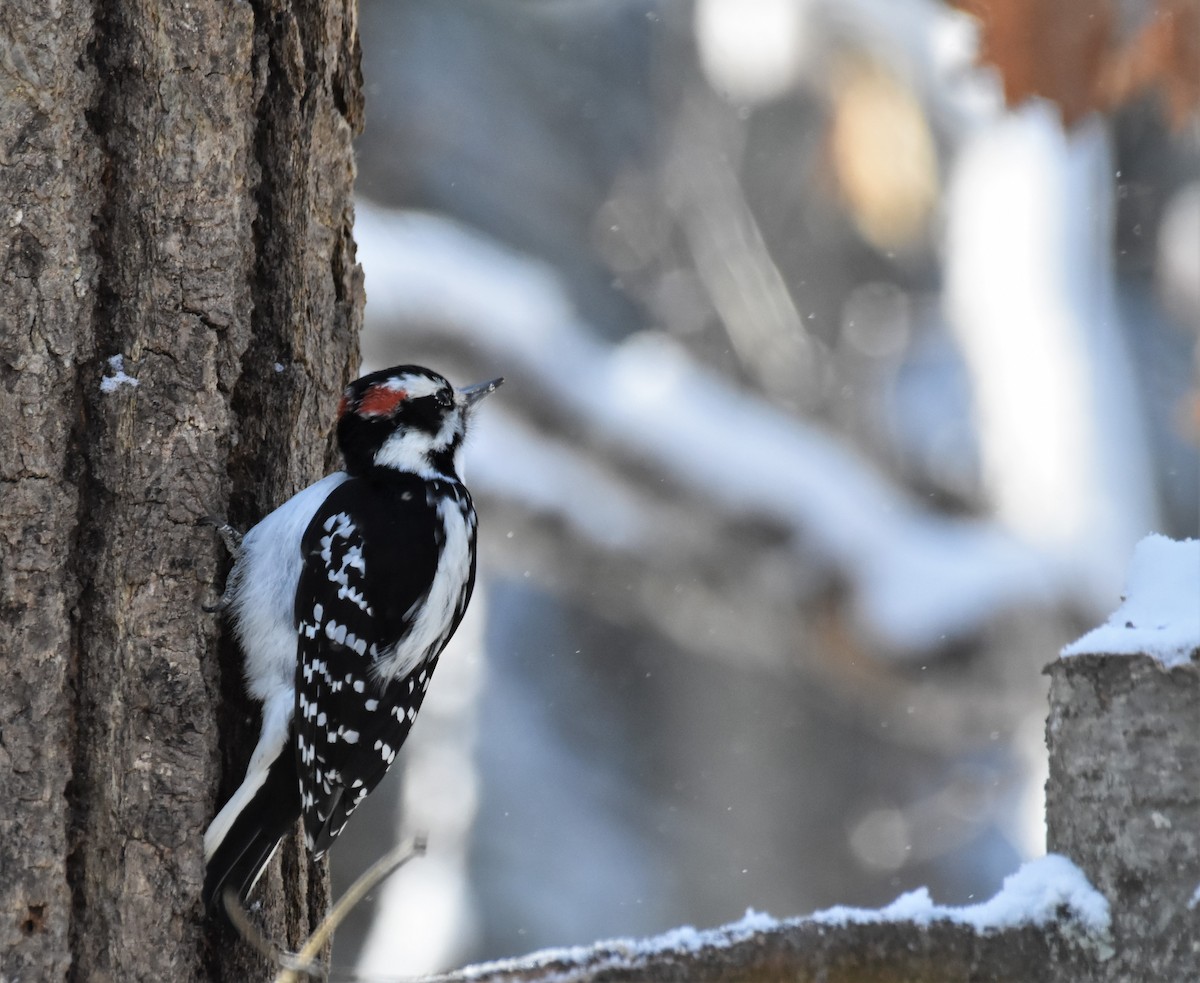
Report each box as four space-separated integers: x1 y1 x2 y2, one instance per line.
203 364 501 912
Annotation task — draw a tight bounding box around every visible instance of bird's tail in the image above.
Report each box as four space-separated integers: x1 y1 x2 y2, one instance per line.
203 722 300 914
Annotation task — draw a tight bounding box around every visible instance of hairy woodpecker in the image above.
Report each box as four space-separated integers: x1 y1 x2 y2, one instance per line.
203 364 501 912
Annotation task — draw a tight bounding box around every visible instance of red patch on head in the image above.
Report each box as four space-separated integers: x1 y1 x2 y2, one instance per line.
357 384 408 418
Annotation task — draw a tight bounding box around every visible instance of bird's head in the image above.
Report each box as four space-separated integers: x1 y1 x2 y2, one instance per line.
336 365 502 479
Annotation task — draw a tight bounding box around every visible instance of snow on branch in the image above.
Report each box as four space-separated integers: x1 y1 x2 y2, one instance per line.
428 855 1107 983
809 854 1108 934
357 203 1059 655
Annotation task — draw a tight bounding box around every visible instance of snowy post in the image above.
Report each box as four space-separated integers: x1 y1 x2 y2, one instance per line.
1049 535 1200 981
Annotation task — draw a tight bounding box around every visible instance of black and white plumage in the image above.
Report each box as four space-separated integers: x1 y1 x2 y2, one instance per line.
203 365 501 912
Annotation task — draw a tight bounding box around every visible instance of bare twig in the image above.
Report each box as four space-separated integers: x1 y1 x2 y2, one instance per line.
223 887 287 966
274 835 429 983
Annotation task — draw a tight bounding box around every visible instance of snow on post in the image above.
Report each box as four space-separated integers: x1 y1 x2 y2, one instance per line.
1047 534 1200 982
1060 534 1200 666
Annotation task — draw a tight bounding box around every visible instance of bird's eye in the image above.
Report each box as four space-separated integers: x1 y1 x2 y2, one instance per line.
435 390 453 409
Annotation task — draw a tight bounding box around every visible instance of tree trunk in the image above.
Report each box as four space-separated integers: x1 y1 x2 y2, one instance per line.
0 0 363 979
1046 653 1200 982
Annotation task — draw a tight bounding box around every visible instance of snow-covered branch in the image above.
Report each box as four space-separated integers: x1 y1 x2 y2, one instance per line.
400 537 1194 982
356 203 1060 659
429 856 1106 982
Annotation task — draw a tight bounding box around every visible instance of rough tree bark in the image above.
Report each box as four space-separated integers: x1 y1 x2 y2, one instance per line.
1046 653 1200 981
1 0 363 980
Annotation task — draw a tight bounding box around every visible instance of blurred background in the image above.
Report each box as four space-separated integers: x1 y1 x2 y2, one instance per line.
328 0 1200 975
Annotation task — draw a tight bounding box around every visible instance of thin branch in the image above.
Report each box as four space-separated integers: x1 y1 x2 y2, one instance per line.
223 887 289 967
274 835 428 983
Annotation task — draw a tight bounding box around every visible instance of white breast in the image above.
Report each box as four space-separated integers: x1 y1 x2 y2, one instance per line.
378 490 475 682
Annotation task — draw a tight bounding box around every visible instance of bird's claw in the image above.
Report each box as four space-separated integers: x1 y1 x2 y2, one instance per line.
201 514 244 554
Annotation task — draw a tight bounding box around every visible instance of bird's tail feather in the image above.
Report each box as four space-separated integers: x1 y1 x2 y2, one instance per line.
203 740 300 914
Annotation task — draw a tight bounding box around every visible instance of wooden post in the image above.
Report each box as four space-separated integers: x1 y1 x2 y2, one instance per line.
1046 652 1200 981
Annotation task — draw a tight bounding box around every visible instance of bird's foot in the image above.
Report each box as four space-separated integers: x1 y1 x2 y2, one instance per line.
200 513 244 554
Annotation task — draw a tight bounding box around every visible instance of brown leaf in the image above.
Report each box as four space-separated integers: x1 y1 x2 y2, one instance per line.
1096 0 1200 129
949 0 1200 128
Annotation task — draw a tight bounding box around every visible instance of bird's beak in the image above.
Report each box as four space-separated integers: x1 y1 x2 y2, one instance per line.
458 377 504 409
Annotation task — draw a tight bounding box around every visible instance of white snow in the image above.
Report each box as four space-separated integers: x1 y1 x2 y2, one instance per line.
945 107 1158 611
810 854 1109 935
356 203 1058 654
453 855 1107 978
455 907 782 981
99 353 139 393
1061 535 1200 667
693 0 807 105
